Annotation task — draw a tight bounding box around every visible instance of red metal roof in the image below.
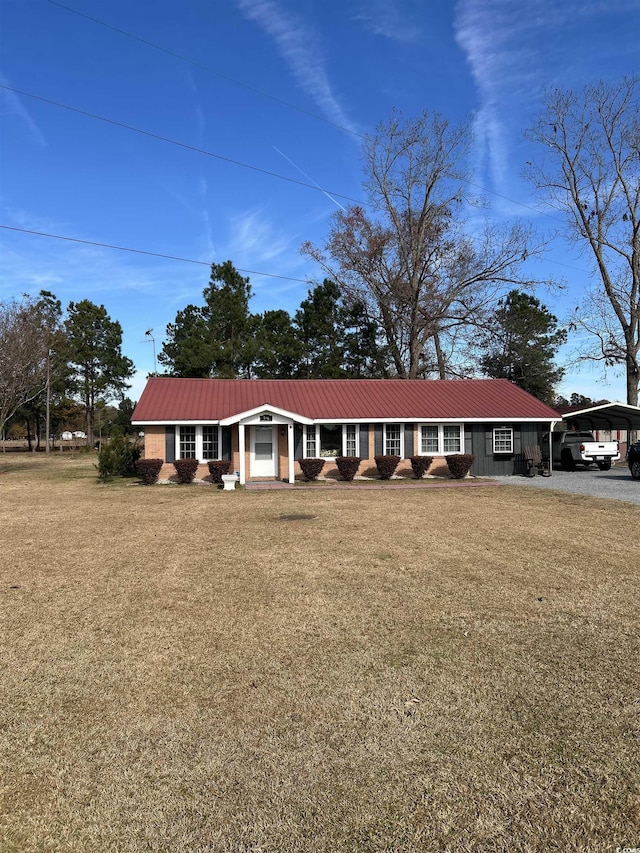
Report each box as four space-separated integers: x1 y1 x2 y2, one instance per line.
132 377 561 422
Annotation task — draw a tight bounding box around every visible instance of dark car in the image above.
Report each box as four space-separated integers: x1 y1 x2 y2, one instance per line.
628 441 640 480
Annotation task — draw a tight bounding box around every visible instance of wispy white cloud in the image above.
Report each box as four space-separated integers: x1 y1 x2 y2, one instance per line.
454 0 640 207
353 0 421 43
227 207 295 265
0 74 47 147
236 0 359 134
453 0 544 202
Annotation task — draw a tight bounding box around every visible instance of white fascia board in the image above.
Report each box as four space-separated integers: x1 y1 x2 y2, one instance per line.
565 402 640 416
312 417 557 424
220 403 313 426
131 420 220 426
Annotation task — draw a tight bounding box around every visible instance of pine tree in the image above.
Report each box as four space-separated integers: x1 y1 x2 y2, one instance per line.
480 290 566 404
64 300 134 445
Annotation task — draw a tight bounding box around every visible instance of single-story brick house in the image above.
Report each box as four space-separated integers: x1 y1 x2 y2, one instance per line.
131 377 561 483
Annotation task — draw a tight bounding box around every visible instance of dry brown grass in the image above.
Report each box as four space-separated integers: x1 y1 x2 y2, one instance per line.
1 453 638 852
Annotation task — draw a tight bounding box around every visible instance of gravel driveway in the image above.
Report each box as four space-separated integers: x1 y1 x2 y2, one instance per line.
495 463 640 505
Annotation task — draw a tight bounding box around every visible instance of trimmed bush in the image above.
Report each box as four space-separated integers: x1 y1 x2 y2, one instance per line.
335 456 361 482
173 458 199 484
207 459 231 483
374 454 401 480
299 458 325 481
410 455 433 479
135 458 163 485
445 454 475 479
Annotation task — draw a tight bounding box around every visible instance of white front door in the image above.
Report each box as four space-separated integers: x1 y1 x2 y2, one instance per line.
251 425 276 477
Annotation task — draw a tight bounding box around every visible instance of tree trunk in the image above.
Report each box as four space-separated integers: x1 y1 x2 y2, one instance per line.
627 355 639 407
434 333 447 380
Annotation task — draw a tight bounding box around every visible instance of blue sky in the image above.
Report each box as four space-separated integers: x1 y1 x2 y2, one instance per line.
1 0 639 403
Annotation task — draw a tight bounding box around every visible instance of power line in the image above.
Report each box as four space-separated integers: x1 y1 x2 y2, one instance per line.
2 81 568 233
48 0 364 139
0 224 315 283
45 0 571 226
0 222 592 278
0 84 367 206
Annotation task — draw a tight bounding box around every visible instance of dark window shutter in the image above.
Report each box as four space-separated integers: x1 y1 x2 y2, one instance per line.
294 424 303 460
485 429 493 456
513 428 521 454
165 426 175 463
404 424 414 458
222 426 232 460
464 427 472 455
374 424 383 456
359 424 369 459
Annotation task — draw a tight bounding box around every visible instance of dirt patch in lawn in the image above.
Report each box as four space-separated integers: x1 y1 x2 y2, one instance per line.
1 454 638 852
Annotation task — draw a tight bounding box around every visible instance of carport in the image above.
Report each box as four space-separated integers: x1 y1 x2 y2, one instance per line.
559 402 640 453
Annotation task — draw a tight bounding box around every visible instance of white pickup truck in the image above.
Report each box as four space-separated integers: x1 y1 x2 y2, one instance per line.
543 430 620 471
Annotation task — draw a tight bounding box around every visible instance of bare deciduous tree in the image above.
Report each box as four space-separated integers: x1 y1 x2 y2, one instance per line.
0 295 50 440
526 76 639 405
303 111 544 379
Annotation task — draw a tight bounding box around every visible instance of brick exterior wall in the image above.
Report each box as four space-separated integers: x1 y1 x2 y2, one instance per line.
143 423 458 481
143 426 165 460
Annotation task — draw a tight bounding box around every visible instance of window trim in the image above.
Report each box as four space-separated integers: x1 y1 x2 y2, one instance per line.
383 423 403 457
419 423 464 455
303 424 360 458
176 425 222 461
492 426 514 454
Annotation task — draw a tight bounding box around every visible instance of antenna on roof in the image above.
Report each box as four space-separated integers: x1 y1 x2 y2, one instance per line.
144 329 157 376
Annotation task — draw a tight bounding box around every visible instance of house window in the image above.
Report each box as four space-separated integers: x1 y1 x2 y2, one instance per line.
420 425 439 454
443 425 462 453
303 425 359 458
384 424 402 456
179 426 196 459
345 424 358 456
305 426 317 458
493 426 513 454
419 424 464 454
177 426 221 461
319 424 341 457
202 426 219 460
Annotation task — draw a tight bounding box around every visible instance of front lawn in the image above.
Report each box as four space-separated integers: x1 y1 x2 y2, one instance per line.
1 454 638 852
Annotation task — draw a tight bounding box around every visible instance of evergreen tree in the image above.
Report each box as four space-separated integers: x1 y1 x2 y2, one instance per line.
112 397 137 435
342 300 391 378
294 280 347 378
480 290 566 404
160 304 212 378
252 310 303 378
64 300 134 445
160 261 255 378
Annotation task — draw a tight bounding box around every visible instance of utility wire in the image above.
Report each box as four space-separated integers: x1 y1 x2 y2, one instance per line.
2 82 567 232
0 224 315 283
0 223 592 278
0 84 367 206
45 0 573 225
48 0 364 139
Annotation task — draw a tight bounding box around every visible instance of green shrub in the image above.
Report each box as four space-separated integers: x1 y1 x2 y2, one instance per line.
299 458 325 481
374 455 401 479
135 458 164 485
96 430 141 481
207 459 231 483
335 456 361 482
173 458 199 483
410 455 433 479
445 454 475 479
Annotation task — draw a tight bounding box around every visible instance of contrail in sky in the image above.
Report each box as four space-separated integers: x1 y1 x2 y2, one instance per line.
272 146 347 211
